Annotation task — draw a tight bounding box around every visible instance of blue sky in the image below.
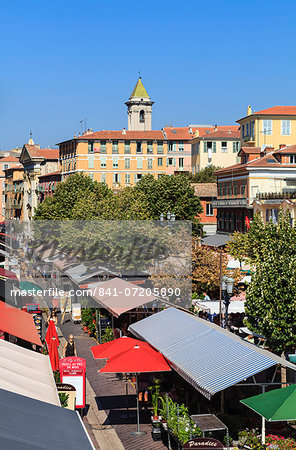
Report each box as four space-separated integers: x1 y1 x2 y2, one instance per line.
0 0 296 150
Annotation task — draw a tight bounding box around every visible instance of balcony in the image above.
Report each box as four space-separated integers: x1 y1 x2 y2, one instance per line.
212 198 248 208
243 135 255 143
12 202 23 209
256 190 296 200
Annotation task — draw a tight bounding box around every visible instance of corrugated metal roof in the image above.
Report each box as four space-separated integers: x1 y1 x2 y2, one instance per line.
129 308 296 399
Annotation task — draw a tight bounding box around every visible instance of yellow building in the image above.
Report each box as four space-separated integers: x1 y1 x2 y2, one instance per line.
59 78 169 187
237 105 296 149
190 126 240 173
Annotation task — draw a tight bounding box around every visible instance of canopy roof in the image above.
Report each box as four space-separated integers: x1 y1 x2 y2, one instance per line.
0 268 18 280
196 300 245 314
88 277 157 317
241 384 296 422
0 388 94 449
0 340 59 406
202 234 232 248
129 308 296 399
65 264 106 285
0 302 41 346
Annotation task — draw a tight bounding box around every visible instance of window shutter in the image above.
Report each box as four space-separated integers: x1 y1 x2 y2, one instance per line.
173 158 176 166
213 142 216 153
204 142 207 152
113 174 116 183
118 174 121 183
134 174 137 183
233 142 236 153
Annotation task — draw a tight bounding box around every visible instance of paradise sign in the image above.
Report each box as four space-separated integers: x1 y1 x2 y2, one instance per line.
183 438 224 450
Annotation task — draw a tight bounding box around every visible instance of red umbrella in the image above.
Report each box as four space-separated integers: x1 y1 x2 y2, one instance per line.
91 336 151 359
48 336 59 372
45 320 59 348
99 344 171 436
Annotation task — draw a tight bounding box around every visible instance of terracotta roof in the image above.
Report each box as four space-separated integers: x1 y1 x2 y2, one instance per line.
74 130 165 141
274 144 296 154
254 106 296 115
163 125 239 140
0 156 19 162
24 145 59 159
238 147 261 155
216 152 289 175
192 183 217 197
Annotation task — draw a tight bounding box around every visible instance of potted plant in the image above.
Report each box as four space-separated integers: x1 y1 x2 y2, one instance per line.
149 378 162 441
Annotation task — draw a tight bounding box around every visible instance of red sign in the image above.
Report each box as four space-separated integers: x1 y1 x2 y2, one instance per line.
183 438 224 450
59 357 86 409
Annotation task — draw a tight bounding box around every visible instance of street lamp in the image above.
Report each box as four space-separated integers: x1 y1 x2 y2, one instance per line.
159 212 176 223
167 211 171 221
221 276 234 328
160 213 164 222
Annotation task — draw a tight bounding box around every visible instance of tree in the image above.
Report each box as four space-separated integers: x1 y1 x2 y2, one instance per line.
228 212 296 353
189 166 221 183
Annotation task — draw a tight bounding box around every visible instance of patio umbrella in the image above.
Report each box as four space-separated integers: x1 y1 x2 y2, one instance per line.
91 336 154 419
48 336 59 372
45 320 60 348
99 344 171 436
241 384 296 444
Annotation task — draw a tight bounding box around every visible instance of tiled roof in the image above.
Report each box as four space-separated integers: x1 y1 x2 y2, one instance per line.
130 77 150 98
192 183 217 197
74 130 165 140
39 171 61 179
163 125 239 140
254 106 296 115
24 145 59 159
274 144 296 154
0 156 19 162
200 128 240 139
238 147 261 155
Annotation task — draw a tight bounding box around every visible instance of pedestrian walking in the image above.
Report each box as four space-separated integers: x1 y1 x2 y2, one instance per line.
63 334 77 358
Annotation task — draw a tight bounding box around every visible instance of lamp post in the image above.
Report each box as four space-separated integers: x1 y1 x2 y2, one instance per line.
160 211 176 223
221 276 234 328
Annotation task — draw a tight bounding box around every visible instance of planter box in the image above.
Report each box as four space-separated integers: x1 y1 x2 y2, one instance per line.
168 429 182 450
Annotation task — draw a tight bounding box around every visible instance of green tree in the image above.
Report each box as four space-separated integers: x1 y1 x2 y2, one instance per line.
228 212 296 353
189 166 221 183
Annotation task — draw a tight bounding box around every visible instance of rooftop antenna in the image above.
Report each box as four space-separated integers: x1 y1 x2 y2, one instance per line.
138 69 141 78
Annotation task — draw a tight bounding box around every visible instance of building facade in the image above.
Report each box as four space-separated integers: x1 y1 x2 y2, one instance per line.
237 105 296 149
38 172 62 203
191 126 240 173
0 156 19 221
19 142 59 220
4 165 24 220
214 145 296 233
192 183 217 235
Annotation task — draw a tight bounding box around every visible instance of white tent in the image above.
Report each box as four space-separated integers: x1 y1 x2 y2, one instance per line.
197 300 245 314
0 340 60 406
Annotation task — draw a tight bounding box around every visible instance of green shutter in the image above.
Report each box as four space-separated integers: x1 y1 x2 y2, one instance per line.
203 142 207 153
233 142 236 153
213 142 216 153
173 158 176 166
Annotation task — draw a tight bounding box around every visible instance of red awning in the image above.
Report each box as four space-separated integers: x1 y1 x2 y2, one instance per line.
0 302 42 346
0 268 18 281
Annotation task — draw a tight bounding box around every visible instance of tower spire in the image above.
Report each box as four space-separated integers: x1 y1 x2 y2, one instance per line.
28 130 34 145
126 77 154 131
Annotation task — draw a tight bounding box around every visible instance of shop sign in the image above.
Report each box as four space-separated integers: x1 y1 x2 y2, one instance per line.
59 357 86 409
56 383 76 410
183 438 224 450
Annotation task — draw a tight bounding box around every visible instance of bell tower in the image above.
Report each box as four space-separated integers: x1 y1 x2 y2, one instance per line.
125 77 154 131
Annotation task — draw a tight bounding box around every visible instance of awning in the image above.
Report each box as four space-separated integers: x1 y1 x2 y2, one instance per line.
202 234 232 248
0 340 59 406
129 307 296 399
196 300 245 314
53 257 78 272
88 277 157 317
65 264 105 285
0 302 42 346
0 267 18 280
0 388 94 449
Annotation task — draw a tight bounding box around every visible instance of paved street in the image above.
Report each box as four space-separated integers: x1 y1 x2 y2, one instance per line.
60 316 167 450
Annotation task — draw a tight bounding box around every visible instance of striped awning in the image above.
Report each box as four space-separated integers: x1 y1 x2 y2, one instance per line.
129 308 296 399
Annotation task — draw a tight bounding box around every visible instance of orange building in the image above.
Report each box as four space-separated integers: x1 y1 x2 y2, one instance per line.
0 156 19 221
192 183 217 235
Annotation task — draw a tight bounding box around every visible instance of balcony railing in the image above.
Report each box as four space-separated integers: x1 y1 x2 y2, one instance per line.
243 135 255 142
256 190 296 200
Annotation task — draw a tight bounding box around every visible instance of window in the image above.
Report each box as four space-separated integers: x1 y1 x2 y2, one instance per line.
241 185 246 197
206 202 214 216
282 120 291 136
147 158 153 169
168 158 174 166
112 141 118 153
169 141 176 152
88 141 94 153
88 156 94 169
147 141 153 154
251 121 255 139
136 142 142 154
139 110 145 123
3 164 9 170
289 155 296 164
246 123 249 137
179 158 184 169
157 142 163 153
179 141 184 152
262 120 272 135
124 141 130 154
242 125 245 138
137 157 143 169
88 173 94 181
100 141 106 153
125 173 130 184
125 158 130 169
113 157 118 168
233 141 240 153
158 174 162 179
100 157 106 168
101 173 106 183
221 142 227 153
113 173 121 184
134 173 142 183
158 157 163 166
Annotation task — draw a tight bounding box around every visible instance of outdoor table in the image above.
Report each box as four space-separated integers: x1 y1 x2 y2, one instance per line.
190 414 229 442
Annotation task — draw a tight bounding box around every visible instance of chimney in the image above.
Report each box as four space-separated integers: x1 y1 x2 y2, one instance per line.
266 146 274 153
122 128 126 135
279 144 286 149
90 128 93 132
214 124 217 131
74 133 77 138
189 127 192 134
247 105 252 116
228 128 231 134
195 129 199 137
